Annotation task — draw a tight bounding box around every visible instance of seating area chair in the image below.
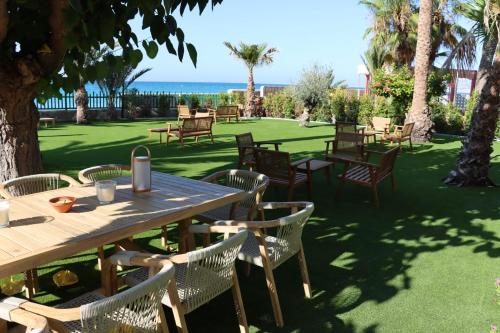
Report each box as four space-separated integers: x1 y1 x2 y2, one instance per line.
0 303 48 333
336 147 399 207
324 131 366 164
0 173 80 199
0 173 80 299
177 104 195 122
364 116 391 143
114 230 249 333
7 260 175 333
191 201 314 328
78 164 130 184
381 122 415 150
235 132 282 170
208 105 240 123
253 148 312 201
166 117 214 146
197 169 269 222
335 121 358 136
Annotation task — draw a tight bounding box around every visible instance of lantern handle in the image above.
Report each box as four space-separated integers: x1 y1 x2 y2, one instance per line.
131 145 151 159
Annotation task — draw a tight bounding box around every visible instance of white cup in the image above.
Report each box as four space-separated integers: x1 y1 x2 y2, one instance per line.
0 200 10 228
95 180 117 204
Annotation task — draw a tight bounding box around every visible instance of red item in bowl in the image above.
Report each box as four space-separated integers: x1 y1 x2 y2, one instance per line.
49 196 76 213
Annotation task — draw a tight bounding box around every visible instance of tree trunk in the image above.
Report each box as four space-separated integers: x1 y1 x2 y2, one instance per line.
108 93 117 120
299 107 310 127
444 49 499 186
405 0 433 143
74 86 89 124
475 33 498 93
0 87 43 182
245 67 255 118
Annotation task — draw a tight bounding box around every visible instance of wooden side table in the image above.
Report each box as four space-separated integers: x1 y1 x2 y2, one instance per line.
38 117 56 128
297 159 333 184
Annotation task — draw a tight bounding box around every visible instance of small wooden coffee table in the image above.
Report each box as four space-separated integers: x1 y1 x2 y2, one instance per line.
297 159 333 184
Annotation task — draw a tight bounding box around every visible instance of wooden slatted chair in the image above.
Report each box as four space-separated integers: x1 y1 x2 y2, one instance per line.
112 230 249 333
324 131 366 164
166 117 214 146
381 122 415 150
7 260 175 333
334 121 358 136
78 164 130 184
177 105 194 122
336 147 400 207
191 201 314 328
364 116 391 143
253 148 312 201
0 173 80 299
235 132 282 170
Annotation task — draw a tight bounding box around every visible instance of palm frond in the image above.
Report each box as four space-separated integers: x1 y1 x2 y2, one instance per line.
124 68 152 90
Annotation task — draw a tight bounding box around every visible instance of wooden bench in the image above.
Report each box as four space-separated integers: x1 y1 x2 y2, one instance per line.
38 117 56 128
208 105 240 123
166 116 214 146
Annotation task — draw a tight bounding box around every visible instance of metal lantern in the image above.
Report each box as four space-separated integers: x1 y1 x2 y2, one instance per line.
131 145 152 192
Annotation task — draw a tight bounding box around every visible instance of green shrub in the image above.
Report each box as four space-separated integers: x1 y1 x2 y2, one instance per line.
430 99 466 134
158 95 169 116
357 94 375 125
464 91 478 131
263 90 296 118
330 89 347 121
345 93 360 122
189 94 200 109
178 94 186 105
218 92 230 106
430 100 447 133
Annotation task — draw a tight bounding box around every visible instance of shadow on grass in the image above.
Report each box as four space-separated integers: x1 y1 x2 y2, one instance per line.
29 122 500 332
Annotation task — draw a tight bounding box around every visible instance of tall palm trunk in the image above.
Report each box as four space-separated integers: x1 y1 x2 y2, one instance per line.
74 86 89 124
108 92 117 120
245 67 255 118
405 0 433 143
475 34 498 93
444 45 499 186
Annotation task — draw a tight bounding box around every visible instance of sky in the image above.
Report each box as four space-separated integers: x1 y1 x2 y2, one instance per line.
130 1 373 87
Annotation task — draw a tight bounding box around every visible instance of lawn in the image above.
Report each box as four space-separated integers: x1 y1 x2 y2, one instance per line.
31 118 500 332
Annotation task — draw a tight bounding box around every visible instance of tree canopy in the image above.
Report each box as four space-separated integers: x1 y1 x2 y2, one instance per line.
0 0 222 102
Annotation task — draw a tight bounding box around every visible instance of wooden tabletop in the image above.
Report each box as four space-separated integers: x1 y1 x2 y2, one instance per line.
0 172 245 278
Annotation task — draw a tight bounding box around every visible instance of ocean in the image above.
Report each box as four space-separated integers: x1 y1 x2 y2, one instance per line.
85 81 287 94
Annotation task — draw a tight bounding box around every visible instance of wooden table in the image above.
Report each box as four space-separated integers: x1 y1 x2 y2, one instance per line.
0 172 245 279
297 159 333 184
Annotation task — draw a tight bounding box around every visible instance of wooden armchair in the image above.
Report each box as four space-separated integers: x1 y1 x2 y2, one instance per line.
235 132 282 170
112 230 249 333
4 260 175 333
381 122 414 150
335 121 358 136
177 105 195 122
336 147 400 207
197 169 269 222
0 173 80 299
190 201 314 328
78 164 130 184
253 148 312 200
325 131 366 163
364 117 391 143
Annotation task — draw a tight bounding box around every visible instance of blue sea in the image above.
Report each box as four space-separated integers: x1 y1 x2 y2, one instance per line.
85 81 286 94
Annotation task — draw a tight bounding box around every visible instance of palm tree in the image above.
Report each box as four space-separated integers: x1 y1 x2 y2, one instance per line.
406 0 434 142
444 0 499 186
97 53 151 120
223 42 278 117
74 47 109 124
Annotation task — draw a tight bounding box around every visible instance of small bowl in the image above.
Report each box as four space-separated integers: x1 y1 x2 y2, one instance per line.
49 196 76 213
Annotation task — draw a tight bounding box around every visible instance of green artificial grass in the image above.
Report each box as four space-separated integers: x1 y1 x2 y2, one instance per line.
23 119 500 332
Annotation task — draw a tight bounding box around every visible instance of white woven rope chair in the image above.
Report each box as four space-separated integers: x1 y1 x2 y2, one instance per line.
115 230 249 333
0 173 80 299
78 164 130 184
0 300 48 333
0 173 80 199
6 260 175 333
191 201 314 328
161 169 268 251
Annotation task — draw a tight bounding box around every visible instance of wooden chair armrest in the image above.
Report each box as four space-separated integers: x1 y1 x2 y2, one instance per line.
348 160 379 169
257 202 313 215
188 224 244 235
60 174 81 187
254 141 282 146
106 251 174 270
0 299 49 331
291 158 313 168
19 301 81 322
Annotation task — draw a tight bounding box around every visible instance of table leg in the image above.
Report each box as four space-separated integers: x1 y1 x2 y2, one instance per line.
324 165 332 184
178 218 195 253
